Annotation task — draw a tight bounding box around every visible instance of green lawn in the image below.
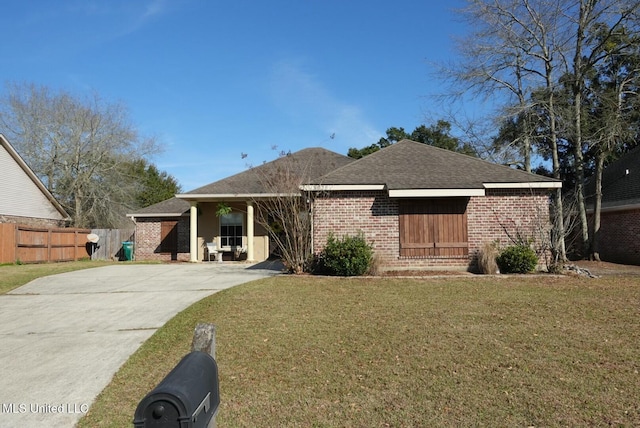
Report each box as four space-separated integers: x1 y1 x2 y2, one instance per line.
0 260 115 294
79 274 640 427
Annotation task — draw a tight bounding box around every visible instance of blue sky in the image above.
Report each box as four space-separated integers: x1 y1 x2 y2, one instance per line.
2 0 469 191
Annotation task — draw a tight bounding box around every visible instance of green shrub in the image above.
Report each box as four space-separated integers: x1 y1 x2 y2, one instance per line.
496 245 538 274
320 232 373 276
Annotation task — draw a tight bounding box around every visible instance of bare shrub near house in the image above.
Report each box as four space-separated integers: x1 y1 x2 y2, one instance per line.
249 152 317 274
477 241 499 274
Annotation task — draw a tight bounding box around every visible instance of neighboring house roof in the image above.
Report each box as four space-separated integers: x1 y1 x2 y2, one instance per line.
0 134 70 221
303 139 561 197
127 197 191 218
177 147 355 200
587 145 640 211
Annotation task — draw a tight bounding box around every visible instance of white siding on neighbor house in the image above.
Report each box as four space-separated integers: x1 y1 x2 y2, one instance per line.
0 143 65 220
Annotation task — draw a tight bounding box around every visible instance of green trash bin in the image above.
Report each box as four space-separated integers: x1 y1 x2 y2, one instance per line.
122 241 134 261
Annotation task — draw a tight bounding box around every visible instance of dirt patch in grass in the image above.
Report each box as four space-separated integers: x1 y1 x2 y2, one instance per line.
80 275 640 427
571 260 640 276
383 260 640 277
382 269 474 277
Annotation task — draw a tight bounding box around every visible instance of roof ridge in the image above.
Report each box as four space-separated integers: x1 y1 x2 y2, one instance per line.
310 138 559 188
182 145 353 195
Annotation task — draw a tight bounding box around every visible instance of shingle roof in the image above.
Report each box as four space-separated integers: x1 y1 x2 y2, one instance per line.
182 147 354 196
127 197 191 217
587 145 640 209
129 141 561 217
310 139 560 189
128 147 354 216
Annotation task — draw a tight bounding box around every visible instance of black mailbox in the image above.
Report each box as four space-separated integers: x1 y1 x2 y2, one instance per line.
133 351 220 428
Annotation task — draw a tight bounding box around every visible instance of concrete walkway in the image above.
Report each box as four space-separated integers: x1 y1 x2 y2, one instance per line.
0 261 281 428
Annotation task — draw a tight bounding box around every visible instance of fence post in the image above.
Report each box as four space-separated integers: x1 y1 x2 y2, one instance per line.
47 228 52 262
191 323 217 428
14 224 18 263
192 323 216 359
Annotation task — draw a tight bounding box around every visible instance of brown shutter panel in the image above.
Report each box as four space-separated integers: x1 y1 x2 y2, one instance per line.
399 198 468 258
160 220 178 253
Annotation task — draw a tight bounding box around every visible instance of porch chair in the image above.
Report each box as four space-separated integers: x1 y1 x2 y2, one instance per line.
233 245 248 261
205 242 218 262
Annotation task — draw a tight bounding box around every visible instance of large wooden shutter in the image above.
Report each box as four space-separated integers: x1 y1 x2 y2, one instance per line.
160 220 178 253
399 198 468 258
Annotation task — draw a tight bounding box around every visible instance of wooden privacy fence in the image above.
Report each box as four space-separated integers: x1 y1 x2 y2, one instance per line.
0 224 91 264
88 228 135 261
0 225 136 263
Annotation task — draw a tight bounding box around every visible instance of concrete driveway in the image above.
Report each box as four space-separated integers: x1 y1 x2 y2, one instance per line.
0 261 281 428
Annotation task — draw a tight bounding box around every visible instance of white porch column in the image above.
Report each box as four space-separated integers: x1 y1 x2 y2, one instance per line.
189 202 198 262
246 201 254 261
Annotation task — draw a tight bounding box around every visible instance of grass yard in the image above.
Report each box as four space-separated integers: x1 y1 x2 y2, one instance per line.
80 274 640 427
0 260 114 294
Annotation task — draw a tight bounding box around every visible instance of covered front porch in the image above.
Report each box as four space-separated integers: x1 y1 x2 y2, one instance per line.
177 197 271 263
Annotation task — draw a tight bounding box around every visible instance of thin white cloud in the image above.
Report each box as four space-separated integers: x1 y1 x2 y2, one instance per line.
66 0 166 20
115 0 170 38
14 0 173 64
329 105 383 148
142 0 167 20
63 0 170 40
269 59 382 150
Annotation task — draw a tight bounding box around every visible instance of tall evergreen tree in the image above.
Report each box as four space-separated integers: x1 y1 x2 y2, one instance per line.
348 121 476 159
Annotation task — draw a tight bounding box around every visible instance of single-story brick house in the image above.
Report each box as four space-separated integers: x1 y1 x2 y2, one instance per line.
0 134 70 227
128 140 561 269
587 146 640 265
127 147 354 262
303 140 561 270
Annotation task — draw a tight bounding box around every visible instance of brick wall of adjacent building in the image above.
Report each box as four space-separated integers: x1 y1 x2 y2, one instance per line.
134 217 190 262
594 208 640 265
312 189 552 271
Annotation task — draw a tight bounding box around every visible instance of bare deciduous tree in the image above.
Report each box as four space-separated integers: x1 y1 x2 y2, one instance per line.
0 82 160 227
251 162 312 274
446 0 640 261
585 23 640 259
248 149 343 274
449 0 572 262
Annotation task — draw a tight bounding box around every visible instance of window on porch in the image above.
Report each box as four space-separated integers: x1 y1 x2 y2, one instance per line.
220 212 243 247
399 198 469 258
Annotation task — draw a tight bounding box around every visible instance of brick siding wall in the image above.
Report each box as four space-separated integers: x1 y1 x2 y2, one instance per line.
468 189 552 268
313 191 400 265
312 189 552 271
134 217 190 261
595 208 640 265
